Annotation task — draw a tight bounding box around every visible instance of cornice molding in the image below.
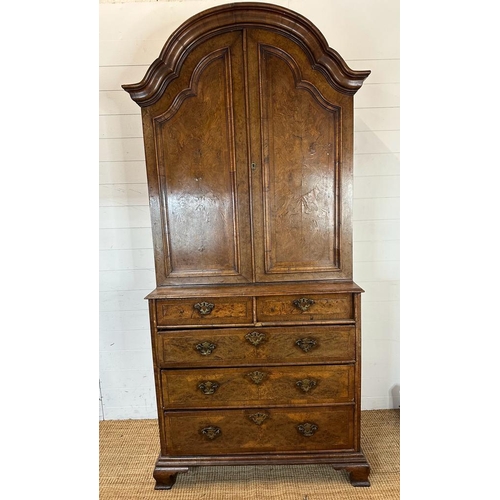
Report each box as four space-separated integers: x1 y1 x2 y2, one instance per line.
122 2 371 107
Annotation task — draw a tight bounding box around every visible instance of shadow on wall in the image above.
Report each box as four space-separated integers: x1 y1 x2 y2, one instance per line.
391 384 400 408
353 116 400 413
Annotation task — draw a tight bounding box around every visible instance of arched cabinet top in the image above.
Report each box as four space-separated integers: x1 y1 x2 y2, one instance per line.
122 2 371 107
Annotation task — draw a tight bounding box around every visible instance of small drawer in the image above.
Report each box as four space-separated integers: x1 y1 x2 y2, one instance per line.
256 293 353 322
155 297 253 326
163 406 354 455
158 325 355 367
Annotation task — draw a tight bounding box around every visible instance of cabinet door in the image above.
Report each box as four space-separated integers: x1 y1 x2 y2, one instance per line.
142 31 252 285
246 29 354 282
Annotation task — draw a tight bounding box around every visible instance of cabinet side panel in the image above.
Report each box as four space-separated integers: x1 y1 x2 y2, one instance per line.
148 300 167 455
354 293 362 451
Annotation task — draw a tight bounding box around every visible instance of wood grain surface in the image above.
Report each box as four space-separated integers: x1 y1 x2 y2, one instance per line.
161 364 354 408
164 405 354 455
122 2 371 490
158 324 356 367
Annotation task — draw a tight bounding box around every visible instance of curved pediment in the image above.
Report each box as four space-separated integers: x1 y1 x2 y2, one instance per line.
122 2 371 107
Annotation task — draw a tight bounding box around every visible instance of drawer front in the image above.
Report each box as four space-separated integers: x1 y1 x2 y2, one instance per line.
161 365 354 409
164 406 354 455
158 325 355 367
256 294 353 322
155 297 253 326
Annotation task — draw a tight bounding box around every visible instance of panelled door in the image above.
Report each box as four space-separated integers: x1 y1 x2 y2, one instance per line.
141 28 353 285
142 31 252 285
246 29 353 282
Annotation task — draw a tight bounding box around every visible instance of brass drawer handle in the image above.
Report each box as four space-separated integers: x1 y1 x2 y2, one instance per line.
295 337 317 353
293 297 315 312
296 378 317 393
297 422 318 437
198 381 219 395
194 301 215 315
195 341 217 356
201 426 221 440
245 331 266 346
247 411 269 425
246 370 267 385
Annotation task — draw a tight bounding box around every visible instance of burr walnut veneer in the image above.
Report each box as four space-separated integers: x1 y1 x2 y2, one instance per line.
123 2 371 490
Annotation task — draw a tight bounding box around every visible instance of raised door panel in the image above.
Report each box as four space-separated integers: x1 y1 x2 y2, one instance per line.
142 32 252 285
260 48 339 274
247 29 353 282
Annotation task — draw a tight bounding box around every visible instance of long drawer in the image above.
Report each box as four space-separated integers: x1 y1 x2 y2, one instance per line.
163 406 354 456
158 325 355 367
161 364 354 409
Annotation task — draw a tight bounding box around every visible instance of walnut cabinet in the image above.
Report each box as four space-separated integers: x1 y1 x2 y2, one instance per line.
123 2 371 489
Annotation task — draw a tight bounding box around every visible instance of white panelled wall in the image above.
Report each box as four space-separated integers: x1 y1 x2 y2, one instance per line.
99 0 400 420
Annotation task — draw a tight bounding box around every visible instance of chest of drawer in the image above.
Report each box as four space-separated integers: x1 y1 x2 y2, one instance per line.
158 325 355 367
256 293 353 322
155 297 253 326
161 364 354 409
163 405 354 456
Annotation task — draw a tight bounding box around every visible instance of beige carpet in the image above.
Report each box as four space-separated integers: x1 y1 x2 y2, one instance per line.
100 409 399 499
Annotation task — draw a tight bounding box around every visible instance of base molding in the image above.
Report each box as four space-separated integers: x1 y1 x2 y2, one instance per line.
154 450 370 488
